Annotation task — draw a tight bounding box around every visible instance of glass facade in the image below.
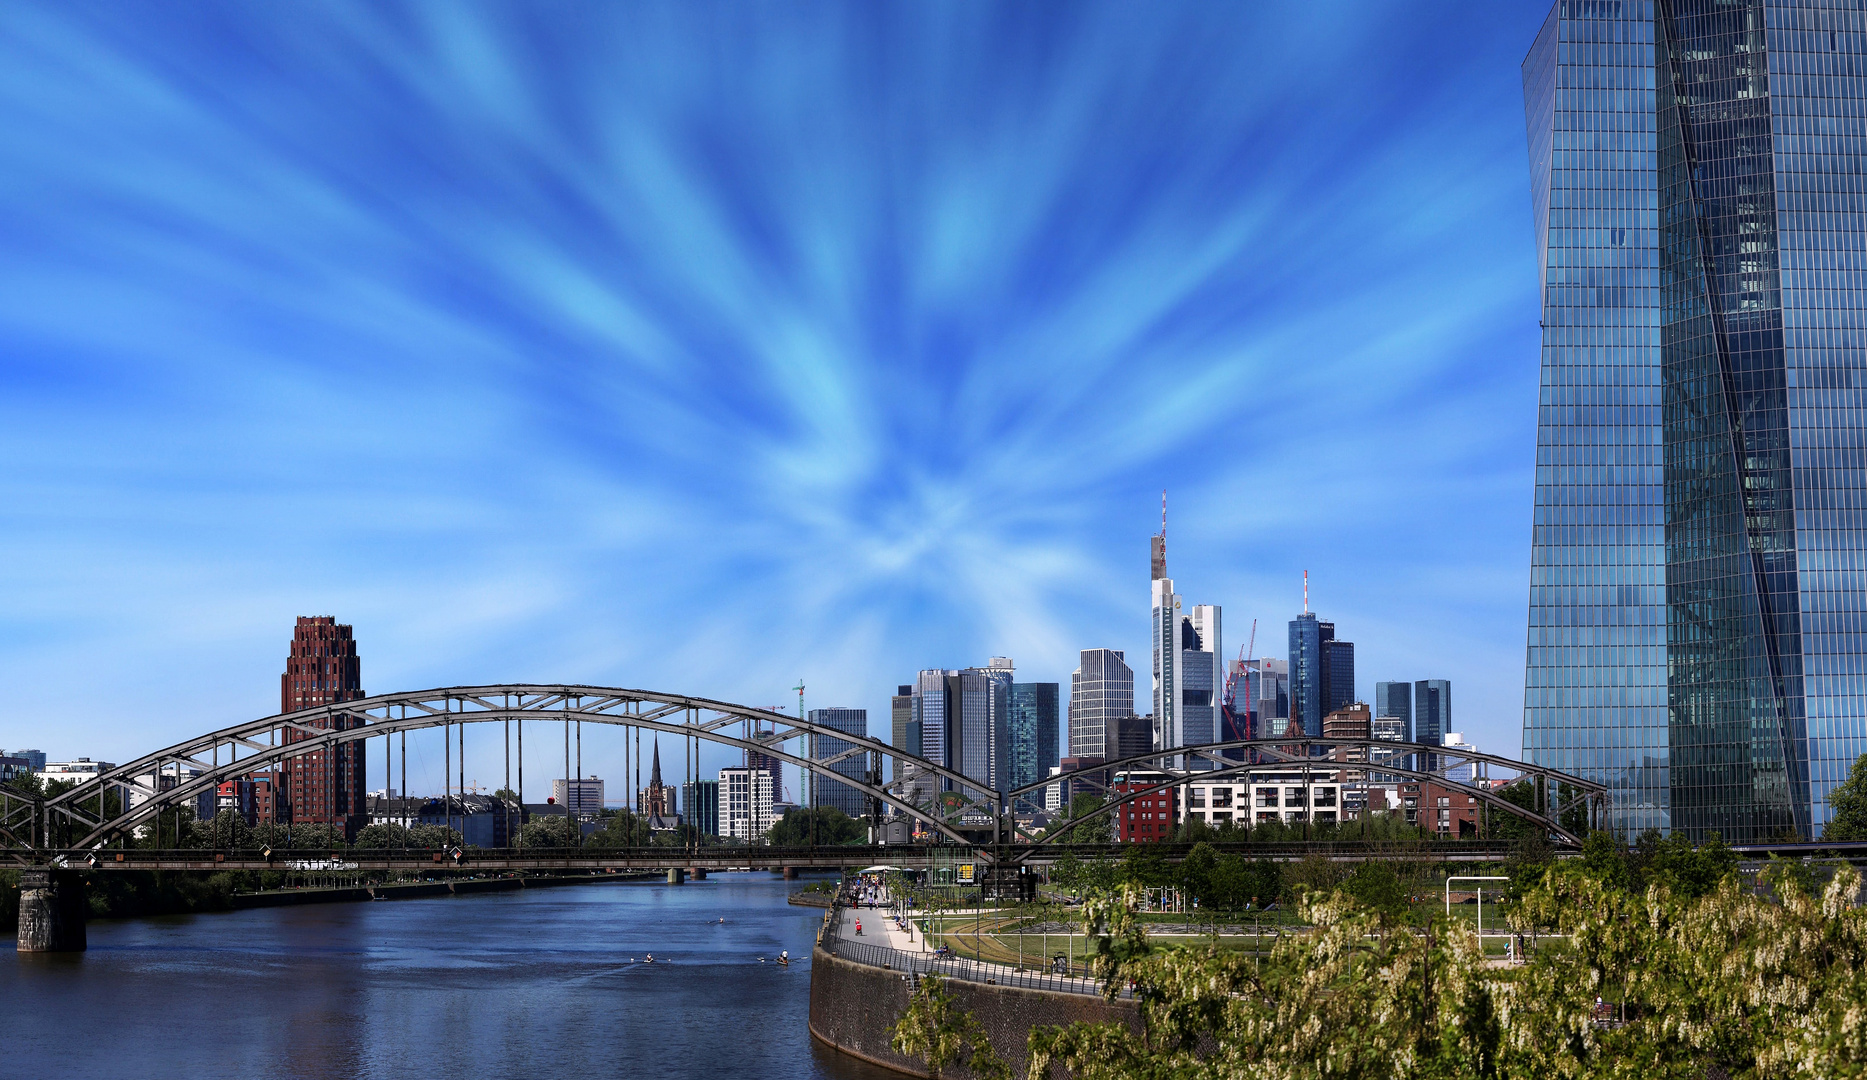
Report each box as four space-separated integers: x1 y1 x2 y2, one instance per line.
1522 0 1867 840
807 707 869 819
1009 682 1060 797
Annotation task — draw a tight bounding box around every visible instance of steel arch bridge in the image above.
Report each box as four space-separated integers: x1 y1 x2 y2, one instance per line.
0 683 1607 861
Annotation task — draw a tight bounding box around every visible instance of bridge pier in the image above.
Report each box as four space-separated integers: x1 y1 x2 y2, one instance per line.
688 867 707 881
782 866 797 880
667 868 685 885
17 869 86 953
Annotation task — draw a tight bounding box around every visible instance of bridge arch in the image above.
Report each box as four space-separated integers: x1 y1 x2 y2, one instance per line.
24 686 998 849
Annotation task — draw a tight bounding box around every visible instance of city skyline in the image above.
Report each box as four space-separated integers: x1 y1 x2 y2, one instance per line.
3 4 1566 797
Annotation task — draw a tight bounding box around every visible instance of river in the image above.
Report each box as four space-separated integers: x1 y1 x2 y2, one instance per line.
2 873 898 1079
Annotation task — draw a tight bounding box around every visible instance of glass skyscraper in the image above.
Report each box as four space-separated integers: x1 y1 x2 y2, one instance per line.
807 707 869 819
1289 613 1354 738
1009 682 1060 796
1522 0 1867 840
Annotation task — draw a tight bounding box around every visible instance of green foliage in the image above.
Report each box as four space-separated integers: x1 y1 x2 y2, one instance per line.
1049 795 1111 845
1281 851 1348 904
1824 752 1867 842
889 974 1010 1080
352 822 462 849
765 806 866 846
518 814 582 848
1017 861 1867 1079
1342 859 1409 918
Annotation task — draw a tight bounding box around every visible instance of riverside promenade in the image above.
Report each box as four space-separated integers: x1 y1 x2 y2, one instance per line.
808 881 1138 1078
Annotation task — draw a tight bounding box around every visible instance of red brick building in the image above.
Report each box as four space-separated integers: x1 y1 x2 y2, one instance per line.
1114 780 1179 843
1398 780 1478 837
280 617 367 837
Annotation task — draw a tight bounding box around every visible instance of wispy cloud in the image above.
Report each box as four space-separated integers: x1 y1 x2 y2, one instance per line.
0 3 1553 795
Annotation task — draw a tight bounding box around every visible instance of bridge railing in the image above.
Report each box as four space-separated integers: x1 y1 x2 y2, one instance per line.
818 904 1128 999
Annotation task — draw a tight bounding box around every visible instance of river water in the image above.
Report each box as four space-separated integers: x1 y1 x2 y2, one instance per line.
2 873 897 1079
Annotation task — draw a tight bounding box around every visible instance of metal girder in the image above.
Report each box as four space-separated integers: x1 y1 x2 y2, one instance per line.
30 685 1002 850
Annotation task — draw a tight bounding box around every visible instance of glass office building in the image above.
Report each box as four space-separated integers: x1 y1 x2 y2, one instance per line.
807 707 869 819
1522 0 1867 840
1009 682 1060 797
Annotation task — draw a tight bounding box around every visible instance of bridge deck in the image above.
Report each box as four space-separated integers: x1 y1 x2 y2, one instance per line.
10 839 1548 871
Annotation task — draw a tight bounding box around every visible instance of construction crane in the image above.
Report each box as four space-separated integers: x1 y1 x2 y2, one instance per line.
1221 619 1257 748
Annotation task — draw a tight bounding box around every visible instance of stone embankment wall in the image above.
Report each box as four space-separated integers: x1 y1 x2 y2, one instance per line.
808 946 1139 1078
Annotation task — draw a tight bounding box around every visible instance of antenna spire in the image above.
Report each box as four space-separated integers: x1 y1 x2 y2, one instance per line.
1303 569 1310 614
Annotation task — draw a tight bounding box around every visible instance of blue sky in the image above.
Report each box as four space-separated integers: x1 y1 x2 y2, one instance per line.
0 3 1555 801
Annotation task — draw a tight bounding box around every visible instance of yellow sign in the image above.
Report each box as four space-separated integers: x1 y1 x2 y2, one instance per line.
958 864 975 884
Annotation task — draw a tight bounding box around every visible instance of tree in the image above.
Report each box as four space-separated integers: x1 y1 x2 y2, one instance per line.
1342 860 1408 919
1055 795 1111 845
1178 841 1218 906
766 806 866 846
519 815 581 848
1824 752 1867 842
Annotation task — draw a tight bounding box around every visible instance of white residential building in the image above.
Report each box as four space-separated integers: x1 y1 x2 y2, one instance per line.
719 766 775 841
1180 775 1346 827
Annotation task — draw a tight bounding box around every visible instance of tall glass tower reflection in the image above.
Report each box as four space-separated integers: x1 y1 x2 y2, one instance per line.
1522 0 1867 841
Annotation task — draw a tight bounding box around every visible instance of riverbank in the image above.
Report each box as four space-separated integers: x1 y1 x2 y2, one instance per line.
2 867 668 931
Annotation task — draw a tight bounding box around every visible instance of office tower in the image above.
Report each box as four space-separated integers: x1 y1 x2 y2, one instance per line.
718 766 774 841
681 779 720 836
1009 682 1060 796
1149 537 1222 762
279 616 366 837
891 685 913 780
967 658 1015 793
1414 679 1451 748
909 668 995 795
10 750 45 772
1235 657 1290 741
912 669 953 773
1068 648 1134 760
1110 713 1155 762
1289 613 1354 738
1521 1 1867 839
556 776 608 816
807 706 869 818
1375 682 1415 743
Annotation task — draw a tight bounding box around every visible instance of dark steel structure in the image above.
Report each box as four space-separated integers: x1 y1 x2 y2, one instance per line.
0 684 1607 864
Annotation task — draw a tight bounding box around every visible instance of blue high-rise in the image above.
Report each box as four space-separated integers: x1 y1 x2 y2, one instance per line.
1522 0 1867 840
1290 613 1355 738
1009 682 1060 805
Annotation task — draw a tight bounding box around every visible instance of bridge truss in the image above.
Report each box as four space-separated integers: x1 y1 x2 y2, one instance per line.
0 684 1607 862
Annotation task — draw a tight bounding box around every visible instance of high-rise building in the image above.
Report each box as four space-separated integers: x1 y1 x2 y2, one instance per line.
279 616 366 837
808 707 869 819
908 667 999 796
682 779 720 837
1374 682 1415 743
1149 535 1222 762
1069 649 1133 761
1289 613 1354 738
968 658 1016 793
718 766 775 841
9 750 45 772
1231 657 1290 743
1009 682 1060 800
1521 1 1867 840
1414 680 1451 749
555 776 607 816
1109 713 1155 763
891 685 913 780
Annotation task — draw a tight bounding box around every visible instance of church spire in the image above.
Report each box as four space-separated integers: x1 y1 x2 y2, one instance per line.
650 738 662 787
